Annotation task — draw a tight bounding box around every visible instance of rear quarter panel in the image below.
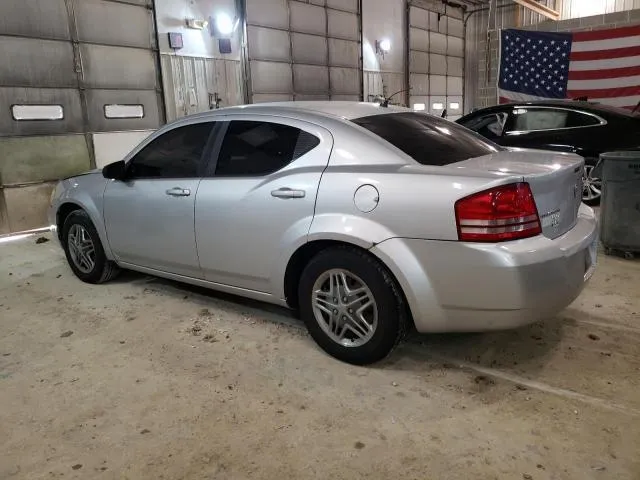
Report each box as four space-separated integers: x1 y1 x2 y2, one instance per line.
310 128 522 244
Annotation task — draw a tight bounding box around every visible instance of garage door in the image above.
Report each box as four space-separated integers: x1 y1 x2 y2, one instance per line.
408 3 464 119
0 0 163 234
245 0 363 102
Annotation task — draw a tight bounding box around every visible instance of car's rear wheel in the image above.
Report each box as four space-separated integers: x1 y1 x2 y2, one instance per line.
583 163 602 206
298 246 408 365
62 210 120 284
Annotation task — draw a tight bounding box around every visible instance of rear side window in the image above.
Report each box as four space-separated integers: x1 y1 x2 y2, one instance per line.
127 122 213 179
510 107 602 132
215 121 320 176
352 112 502 166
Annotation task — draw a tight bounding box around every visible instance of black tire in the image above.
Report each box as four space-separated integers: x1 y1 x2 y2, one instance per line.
62 210 120 284
298 246 408 365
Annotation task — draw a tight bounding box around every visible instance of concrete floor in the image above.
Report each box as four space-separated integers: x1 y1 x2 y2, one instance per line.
1 232 639 480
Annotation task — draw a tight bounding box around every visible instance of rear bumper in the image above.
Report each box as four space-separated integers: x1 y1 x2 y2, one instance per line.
371 203 598 333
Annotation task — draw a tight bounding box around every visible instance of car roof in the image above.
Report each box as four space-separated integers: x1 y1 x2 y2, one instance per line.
183 101 411 122
464 100 638 118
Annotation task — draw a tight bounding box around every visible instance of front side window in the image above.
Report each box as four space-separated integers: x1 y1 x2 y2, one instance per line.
127 122 213 179
215 121 320 176
352 112 502 166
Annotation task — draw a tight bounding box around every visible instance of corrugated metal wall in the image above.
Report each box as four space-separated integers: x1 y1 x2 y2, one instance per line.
407 1 464 119
244 0 363 102
0 0 163 234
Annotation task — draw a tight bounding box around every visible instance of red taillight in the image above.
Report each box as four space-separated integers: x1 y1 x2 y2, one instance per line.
455 182 542 242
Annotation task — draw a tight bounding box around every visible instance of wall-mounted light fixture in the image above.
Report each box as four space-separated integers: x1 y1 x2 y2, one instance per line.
186 18 209 30
375 39 391 57
210 12 239 38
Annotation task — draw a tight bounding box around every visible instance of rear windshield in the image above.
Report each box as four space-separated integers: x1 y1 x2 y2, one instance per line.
352 112 503 166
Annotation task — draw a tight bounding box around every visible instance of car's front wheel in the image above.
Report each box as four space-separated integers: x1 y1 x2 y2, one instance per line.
298 247 408 365
583 162 602 206
62 210 120 284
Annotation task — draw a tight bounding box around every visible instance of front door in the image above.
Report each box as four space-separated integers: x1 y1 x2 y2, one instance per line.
195 118 332 293
103 121 215 277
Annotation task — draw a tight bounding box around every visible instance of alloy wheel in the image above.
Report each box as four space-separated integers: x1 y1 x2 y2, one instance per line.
582 165 602 203
67 224 96 274
311 269 378 347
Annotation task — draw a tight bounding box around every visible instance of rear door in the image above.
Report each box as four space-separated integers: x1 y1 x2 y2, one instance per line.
195 116 333 293
501 106 604 154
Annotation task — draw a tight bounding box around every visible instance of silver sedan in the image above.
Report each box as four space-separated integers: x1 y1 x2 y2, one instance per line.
49 102 598 364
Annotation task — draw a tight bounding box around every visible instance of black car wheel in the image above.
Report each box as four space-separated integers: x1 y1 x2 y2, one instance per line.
298 246 408 365
62 210 120 284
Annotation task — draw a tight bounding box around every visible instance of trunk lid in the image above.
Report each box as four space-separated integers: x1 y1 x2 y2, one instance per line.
452 149 584 239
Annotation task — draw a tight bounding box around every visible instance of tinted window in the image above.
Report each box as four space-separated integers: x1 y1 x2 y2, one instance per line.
510 107 601 132
127 122 213 179
352 112 502 166
215 121 319 176
568 110 602 127
460 112 508 139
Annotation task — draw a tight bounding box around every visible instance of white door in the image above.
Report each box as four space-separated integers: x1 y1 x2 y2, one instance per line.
195 117 333 293
103 121 215 277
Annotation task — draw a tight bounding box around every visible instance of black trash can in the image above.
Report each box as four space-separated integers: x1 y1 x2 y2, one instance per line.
599 151 640 259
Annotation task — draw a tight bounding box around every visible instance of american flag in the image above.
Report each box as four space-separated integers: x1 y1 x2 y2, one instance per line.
498 26 640 110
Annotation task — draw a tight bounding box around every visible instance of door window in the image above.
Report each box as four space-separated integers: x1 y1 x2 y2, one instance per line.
127 122 214 179
460 112 508 139
509 108 602 132
214 121 320 176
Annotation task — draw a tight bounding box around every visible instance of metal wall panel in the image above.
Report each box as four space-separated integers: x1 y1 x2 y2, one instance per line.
328 38 359 67
410 28 429 51
292 34 328 64
0 0 163 233
84 89 160 132
294 65 329 93
328 10 359 39
0 135 90 185
81 45 157 90
75 0 154 49
248 27 291 62
410 51 429 73
327 0 359 12
408 3 465 117
0 0 70 40
330 67 360 94
246 0 362 101
290 2 326 34
246 0 289 29
0 87 84 137
3 182 58 232
251 61 293 94
0 37 76 87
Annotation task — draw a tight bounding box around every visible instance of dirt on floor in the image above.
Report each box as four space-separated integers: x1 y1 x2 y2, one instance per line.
1 232 639 480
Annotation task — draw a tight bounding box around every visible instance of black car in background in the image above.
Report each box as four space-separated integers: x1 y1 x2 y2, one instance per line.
456 101 640 205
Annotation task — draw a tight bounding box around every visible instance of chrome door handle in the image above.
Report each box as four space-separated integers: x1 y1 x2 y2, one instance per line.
165 187 191 197
271 188 306 199
271 187 305 198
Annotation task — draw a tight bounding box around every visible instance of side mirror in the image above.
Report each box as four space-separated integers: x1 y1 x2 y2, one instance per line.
102 160 126 180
